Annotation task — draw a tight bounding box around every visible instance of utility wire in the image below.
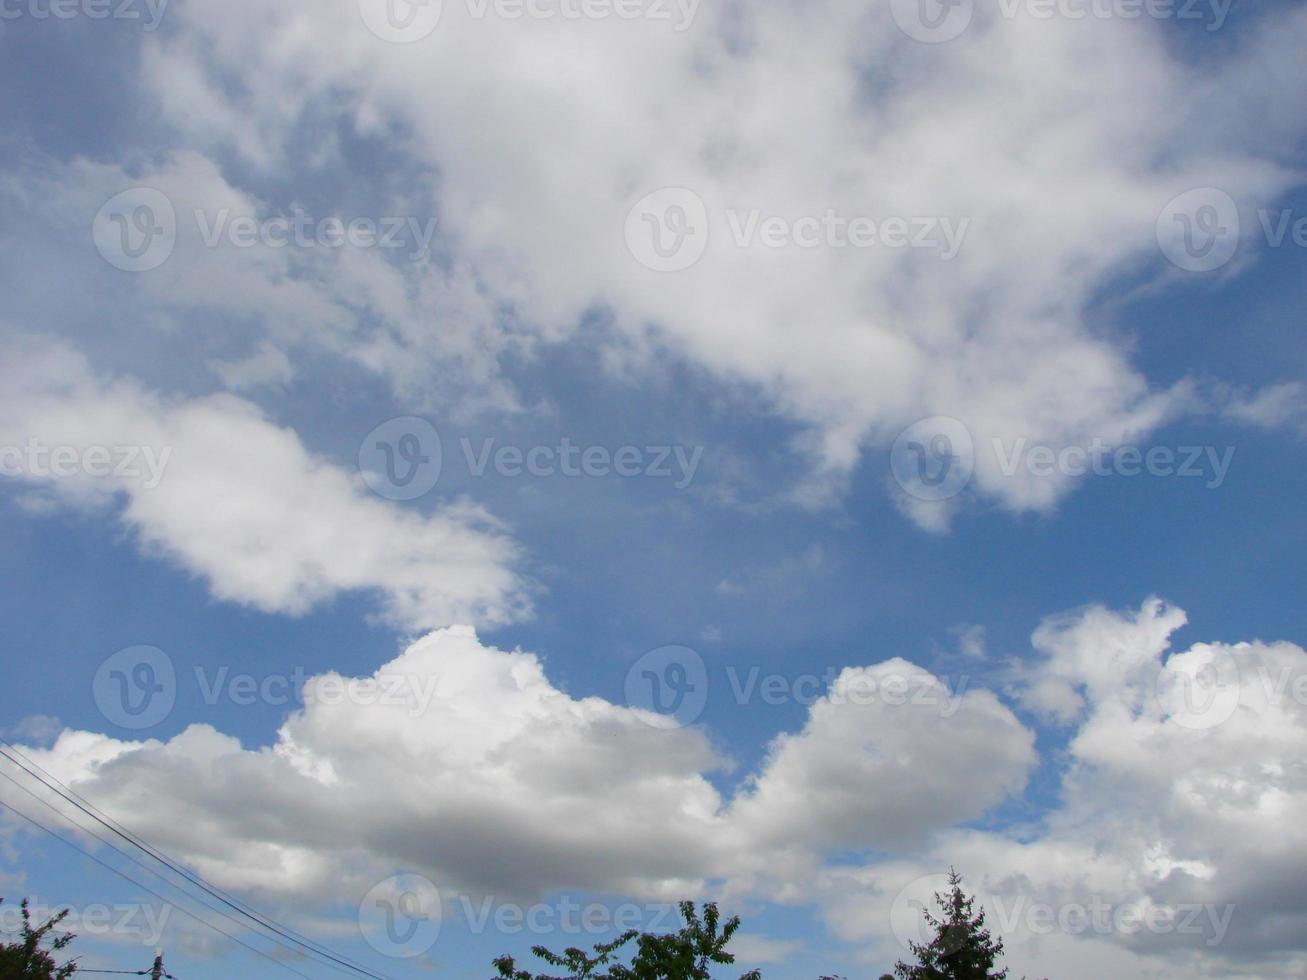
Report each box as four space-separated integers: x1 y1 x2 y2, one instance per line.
0 740 387 980
0 795 316 980
0 763 339 977
0 741 390 980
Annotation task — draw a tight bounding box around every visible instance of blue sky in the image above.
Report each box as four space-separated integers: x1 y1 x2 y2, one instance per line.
2 1 1306 977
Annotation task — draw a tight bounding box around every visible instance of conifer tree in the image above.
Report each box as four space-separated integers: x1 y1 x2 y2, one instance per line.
892 870 1007 980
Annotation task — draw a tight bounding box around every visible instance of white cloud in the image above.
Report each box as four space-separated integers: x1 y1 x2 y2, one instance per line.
89 0 1307 526
0 336 529 630
5 628 1033 908
728 660 1034 856
1220 382 1307 433
952 623 988 660
820 599 1307 978
12 628 732 903
25 149 525 417
714 544 830 599
7 601 1307 975
728 932 803 965
1016 596 1188 724
4 715 62 746
207 341 294 393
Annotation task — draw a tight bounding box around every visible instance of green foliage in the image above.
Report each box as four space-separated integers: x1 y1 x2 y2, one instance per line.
493 930 641 980
0 898 79 979
892 870 1007 980
492 901 761 980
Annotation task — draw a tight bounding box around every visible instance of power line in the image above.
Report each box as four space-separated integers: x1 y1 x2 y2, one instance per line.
0 740 387 980
47 952 181 977
0 795 316 980
0 764 327 973
0 742 391 980
0 765 362 980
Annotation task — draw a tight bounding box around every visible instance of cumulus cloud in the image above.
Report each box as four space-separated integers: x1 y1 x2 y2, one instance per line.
728 660 1034 856
5 601 1306 975
819 599 1307 978
76 0 1303 526
0 336 529 630
11 628 730 902
3 628 1033 909
1016 596 1188 724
